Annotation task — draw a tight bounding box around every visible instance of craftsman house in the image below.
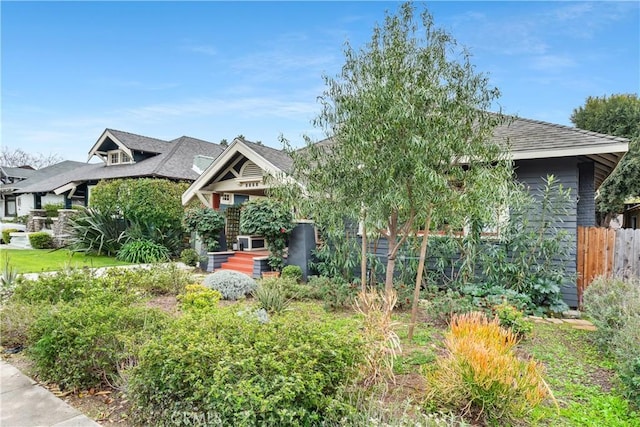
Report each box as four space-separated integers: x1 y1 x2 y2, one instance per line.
182 116 629 307
1 129 223 217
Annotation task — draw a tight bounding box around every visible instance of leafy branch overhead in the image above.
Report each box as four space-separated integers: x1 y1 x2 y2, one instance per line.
282 2 515 319
571 93 640 217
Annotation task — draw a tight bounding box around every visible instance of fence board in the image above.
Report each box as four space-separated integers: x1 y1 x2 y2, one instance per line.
577 226 617 308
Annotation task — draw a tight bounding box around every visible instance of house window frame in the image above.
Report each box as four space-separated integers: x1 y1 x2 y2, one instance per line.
107 149 133 166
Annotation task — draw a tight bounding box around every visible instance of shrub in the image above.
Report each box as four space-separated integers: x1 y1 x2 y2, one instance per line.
424 312 549 424
177 284 221 311
354 290 401 387
492 301 532 337
613 317 640 407
90 178 189 233
421 289 477 325
101 264 193 296
0 301 45 347
202 270 257 300
253 283 290 314
182 207 225 251
128 307 363 426
240 199 294 271
583 276 640 349
69 208 126 256
116 239 170 264
260 276 317 300
29 293 167 389
43 203 63 218
309 275 359 310
2 228 19 244
12 269 104 304
179 248 200 267
28 232 54 249
281 265 303 282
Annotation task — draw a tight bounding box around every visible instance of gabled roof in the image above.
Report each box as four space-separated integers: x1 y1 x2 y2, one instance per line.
492 116 629 187
13 132 223 195
1 161 88 193
181 137 290 205
0 166 37 180
87 128 172 161
308 116 629 189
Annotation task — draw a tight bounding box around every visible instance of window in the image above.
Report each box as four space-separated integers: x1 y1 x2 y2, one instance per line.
107 150 133 165
221 193 233 204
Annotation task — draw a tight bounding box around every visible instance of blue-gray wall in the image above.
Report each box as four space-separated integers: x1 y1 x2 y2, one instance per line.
514 158 580 308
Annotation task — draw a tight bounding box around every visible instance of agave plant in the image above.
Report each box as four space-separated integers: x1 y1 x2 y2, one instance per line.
68 208 126 256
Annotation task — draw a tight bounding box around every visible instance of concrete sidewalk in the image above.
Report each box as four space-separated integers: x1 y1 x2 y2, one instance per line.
0 361 100 427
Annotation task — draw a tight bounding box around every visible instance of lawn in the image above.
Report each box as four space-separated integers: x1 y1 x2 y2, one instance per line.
1 249 131 273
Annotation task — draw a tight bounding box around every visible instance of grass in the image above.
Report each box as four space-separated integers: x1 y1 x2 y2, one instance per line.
1 249 131 273
521 321 640 426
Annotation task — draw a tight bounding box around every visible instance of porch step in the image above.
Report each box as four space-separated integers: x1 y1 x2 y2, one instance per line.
218 251 270 277
7 232 32 249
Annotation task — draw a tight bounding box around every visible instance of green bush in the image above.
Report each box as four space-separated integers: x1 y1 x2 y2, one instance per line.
12 269 106 304
43 203 63 218
309 275 359 310
90 178 189 233
0 301 45 347
128 307 363 426
177 284 221 311
421 289 477 325
492 301 532 337
281 265 303 282
116 239 171 264
28 232 54 249
260 276 318 300
611 315 640 407
29 293 167 389
240 199 294 271
253 283 290 314
583 276 640 349
202 270 257 300
69 208 126 256
2 228 19 244
101 265 193 296
179 248 200 267
182 207 225 251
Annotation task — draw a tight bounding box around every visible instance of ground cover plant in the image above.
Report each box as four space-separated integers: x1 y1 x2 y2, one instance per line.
1 249 131 273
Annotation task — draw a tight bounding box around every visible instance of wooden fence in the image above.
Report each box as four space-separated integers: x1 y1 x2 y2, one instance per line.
577 226 640 307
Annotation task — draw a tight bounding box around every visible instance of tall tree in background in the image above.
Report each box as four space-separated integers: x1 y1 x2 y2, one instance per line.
570 94 640 224
0 147 62 169
283 3 514 331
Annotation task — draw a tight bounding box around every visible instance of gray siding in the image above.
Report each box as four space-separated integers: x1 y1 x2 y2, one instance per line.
514 158 579 307
577 162 596 226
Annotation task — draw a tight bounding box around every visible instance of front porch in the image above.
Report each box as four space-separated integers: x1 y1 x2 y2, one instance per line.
204 250 272 279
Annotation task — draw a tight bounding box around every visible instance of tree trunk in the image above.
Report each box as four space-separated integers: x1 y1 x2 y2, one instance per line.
408 206 432 341
384 210 399 305
361 216 367 293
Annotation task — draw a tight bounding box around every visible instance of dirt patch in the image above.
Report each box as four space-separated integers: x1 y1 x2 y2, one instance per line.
61 389 132 426
145 295 179 315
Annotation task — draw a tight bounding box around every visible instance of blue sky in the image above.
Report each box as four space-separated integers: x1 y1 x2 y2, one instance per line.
2 1 639 162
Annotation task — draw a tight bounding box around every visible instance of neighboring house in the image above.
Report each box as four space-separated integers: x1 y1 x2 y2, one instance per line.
0 161 86 217
182 116 629 308
623 200 640 229
1 129 223 217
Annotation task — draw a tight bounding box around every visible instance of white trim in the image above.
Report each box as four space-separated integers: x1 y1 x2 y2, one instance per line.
182 138 287 206
509 143 628 161
87 129 134 163
54 181 80 195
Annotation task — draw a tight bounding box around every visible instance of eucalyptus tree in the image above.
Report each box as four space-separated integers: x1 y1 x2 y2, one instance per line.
284 4 514 324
